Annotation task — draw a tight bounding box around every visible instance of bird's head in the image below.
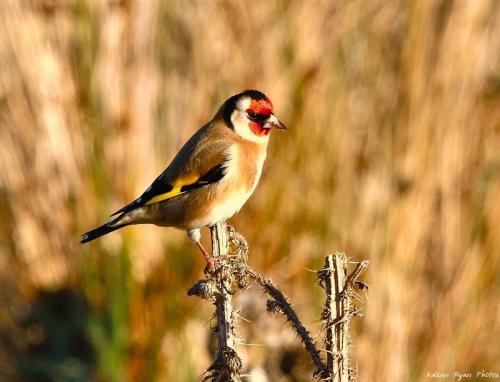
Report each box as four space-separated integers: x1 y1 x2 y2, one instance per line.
220 90 287 143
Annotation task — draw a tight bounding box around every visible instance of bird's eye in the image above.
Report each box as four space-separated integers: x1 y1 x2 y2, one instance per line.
247 112 259 120
247 112 269 124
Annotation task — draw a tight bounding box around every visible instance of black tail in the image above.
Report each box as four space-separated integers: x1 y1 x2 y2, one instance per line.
80 217 126 244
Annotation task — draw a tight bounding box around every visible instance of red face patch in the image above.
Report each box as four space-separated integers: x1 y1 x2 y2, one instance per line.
246 98 273 136
248 99 273 116
249 121 271 136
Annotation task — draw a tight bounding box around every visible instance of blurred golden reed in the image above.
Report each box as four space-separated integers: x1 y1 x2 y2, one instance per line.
0 0 499 381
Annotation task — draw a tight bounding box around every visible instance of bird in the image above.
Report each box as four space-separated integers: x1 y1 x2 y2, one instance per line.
80 90 286 272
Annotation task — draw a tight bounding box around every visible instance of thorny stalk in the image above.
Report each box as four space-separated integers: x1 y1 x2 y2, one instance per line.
317 253 369 382
242 266 327 377
188 227 368 382
188 222 242 381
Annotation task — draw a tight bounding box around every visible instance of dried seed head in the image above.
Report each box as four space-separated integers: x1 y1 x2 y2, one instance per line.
187 280 217 300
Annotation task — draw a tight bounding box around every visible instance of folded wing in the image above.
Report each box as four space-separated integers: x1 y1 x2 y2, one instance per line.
111 124 232 216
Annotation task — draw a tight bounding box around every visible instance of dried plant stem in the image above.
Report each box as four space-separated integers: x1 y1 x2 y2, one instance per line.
344 260 370 289
210 222 235 351
325 253 349 381
189 228 368 382
188 222 242 381
318 253 369 382
208 221 241 381
243 266 327 377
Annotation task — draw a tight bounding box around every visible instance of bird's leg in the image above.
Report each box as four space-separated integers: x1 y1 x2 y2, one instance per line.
187 228 217 274
195 240 217 274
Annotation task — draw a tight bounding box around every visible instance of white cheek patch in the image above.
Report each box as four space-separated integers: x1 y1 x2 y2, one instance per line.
232 97 251 138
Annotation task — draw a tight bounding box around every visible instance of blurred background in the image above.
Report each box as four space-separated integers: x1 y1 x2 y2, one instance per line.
1 0 499 381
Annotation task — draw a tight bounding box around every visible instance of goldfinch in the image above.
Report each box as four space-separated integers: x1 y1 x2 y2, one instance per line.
81 90 286 271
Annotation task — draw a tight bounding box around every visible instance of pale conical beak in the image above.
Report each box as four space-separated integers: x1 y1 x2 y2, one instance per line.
264 114 287 130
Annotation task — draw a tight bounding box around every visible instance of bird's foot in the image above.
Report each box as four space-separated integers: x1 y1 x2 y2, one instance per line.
195 240 219 274
204 256 219 275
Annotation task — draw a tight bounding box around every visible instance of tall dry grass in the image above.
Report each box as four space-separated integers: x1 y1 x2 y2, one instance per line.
0 0 499 381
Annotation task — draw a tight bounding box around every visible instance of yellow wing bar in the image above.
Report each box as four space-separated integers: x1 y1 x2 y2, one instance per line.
145 174 199 205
